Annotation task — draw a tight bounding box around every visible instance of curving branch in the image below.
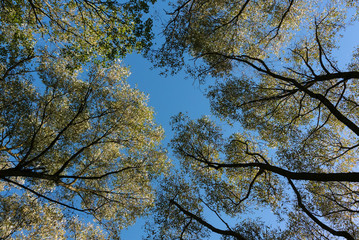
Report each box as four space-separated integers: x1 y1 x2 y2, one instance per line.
170 199 247 240
200 52 359 136
16 87 92 169
265 0 294 43
288 178 354 240
2 177 94 213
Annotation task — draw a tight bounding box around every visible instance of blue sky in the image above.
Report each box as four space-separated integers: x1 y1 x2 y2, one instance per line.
121 2 216 238
122 53 223 238
125 53 212 143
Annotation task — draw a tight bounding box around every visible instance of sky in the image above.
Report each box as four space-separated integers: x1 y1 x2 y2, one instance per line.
121 1 359 239
121 2 216 238
125 53 212 143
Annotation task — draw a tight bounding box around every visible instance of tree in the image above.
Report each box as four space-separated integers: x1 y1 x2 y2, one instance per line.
148 0 359 239
0 0 167 238
1 0 155 64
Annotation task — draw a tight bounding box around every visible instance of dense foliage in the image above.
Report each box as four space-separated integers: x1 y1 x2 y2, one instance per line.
148 0 359 239
2 0 359 239
0 0 168 239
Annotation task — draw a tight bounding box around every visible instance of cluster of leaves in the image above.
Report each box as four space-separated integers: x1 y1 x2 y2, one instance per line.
0 0 155 66
0 0 169 239
148 0 359 239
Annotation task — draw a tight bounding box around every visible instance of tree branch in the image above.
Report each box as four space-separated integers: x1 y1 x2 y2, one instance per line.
170 200 247 240
288 178 354 240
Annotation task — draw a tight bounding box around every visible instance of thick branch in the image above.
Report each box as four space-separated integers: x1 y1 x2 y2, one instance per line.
179 150 359 182
204 52 359 136
216 162 359 182
0 166 135 181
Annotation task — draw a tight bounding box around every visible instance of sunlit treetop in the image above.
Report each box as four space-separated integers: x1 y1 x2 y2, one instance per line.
153 0 358 77
0 0 156 67
0 0 170 238
0 58 168 239
146 0 359 239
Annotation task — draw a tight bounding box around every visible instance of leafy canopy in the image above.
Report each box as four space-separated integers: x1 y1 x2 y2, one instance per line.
148 0 359 239
0 0 168 239
0 0 156 70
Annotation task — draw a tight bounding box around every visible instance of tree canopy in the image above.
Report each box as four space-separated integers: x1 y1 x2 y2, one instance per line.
0 0 168 239
1 0 155 65
148 0 359 239
2 0 359 239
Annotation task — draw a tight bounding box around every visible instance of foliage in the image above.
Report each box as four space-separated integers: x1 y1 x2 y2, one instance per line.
148 0 359 239
0 0 155 67
0 0 168 238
